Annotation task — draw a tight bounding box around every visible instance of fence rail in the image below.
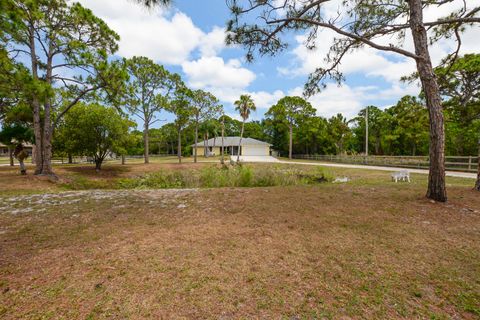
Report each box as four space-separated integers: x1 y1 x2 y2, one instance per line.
49 154 176 164
292 154 479 173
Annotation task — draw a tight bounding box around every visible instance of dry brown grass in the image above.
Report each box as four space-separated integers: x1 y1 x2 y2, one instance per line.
0 163 479 319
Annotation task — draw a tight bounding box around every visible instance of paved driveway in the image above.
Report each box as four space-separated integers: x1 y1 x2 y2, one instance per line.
231 155 280 163
277 160 477 179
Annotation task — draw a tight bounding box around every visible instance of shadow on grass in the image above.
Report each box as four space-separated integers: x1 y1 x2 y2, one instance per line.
59 164 132 177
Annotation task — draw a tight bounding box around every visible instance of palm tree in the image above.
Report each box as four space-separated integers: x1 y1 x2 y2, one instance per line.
234 94 256 162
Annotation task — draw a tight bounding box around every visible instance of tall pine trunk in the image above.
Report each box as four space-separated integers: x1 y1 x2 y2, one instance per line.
213 131 217 155
409 0 447 202
177 127 182 164
39 46 55 176
29 27 43 175
221 118 225 164
144 122 149 164
8 147 14 166
194 120 199 163
475 139 480 191
237 120 245 162
289 123 293 159
32 98 43 174
41 103 54 175
205 131 209 157
203 133 207 156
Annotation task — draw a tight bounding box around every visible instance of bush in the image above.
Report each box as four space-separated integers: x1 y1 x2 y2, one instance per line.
236 165 253 187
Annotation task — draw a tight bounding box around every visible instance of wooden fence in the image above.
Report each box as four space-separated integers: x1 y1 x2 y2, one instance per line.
292 154 479 173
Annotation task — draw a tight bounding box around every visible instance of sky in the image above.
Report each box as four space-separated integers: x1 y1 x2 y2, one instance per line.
76 0 480 126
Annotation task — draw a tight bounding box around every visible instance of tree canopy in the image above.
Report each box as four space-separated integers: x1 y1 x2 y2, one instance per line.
57 103 134 171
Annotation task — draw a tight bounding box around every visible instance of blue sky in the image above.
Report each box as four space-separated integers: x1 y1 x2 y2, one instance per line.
77 0 479 128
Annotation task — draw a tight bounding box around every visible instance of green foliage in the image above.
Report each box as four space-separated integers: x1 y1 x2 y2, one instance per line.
268 96 316 126
234 94 256 121
0 48 35 122
1 0 126 174
123 56 175 127
191 90 222 123
350 97 429 156
328 114 353 155
266 96 317 156
220 114 241 136
56 103 135 170
436 54 480 155
0 123 34 146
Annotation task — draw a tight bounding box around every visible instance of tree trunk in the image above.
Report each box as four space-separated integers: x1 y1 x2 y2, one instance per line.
68 154 73 164
95 159 102 171
475 140 480 191
205 131 209 157
237 121 245 162
32 99 43 174
122 155 126 165
8 146 14 166
194 122 198 163
213 131 217 156
39 42 56 176
41 106 54 175
409 0 447 202
221 118 225 164
289 123 293 159
29 27 43 175
144 122 149 164
177 127 182 164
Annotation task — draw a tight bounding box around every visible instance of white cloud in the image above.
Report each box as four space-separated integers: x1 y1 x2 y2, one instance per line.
77 0 227 65
182 56 256 89
287 81 420 120
111 12 203 64
199 26 227 57
278 31 417 84
278 9 480 83
249 90 285 109
289 85 364 119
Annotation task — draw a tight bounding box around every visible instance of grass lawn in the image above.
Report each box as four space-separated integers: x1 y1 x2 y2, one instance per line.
0 161 479 319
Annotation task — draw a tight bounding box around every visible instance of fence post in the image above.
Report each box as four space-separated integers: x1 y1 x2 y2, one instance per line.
468 156 472 171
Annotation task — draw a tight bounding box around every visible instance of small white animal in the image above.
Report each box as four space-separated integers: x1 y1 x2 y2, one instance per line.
391 170 410 183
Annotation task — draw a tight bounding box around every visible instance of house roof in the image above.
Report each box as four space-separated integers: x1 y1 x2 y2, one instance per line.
191 136 271 147
0 142 34 148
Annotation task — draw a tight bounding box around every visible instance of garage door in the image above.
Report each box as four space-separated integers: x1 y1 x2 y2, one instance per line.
242 145 267 156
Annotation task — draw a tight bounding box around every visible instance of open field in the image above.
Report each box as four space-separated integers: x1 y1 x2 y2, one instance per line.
0 162 479 319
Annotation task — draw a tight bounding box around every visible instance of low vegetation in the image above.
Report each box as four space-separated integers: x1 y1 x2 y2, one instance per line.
117 165 332 189
0 163 332 191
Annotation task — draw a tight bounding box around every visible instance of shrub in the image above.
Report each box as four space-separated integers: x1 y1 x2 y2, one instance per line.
236 165 253 187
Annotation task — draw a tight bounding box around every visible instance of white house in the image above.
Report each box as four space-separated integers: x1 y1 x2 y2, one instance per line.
191 136 271 156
